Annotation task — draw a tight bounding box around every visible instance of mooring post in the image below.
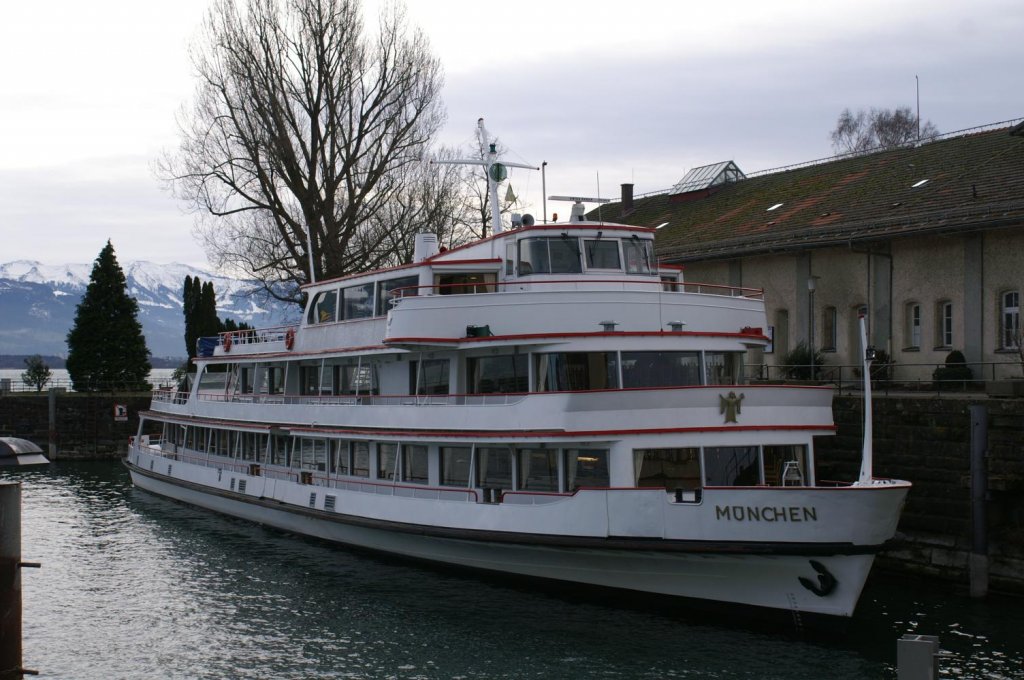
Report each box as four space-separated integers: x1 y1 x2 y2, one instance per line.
897 634 940 679
1 482 40 679
47 388 57 459
968 404 988 598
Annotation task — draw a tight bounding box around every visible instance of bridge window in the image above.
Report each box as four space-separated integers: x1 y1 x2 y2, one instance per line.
307 289 337 325
621 351 701 388
623 238 654 274
535 352 618 391
437 273 496 295
468 355 528 394
341 282 375 320
634 448 701 489
584 239 621 270
377 275 418 315
518 237 582 275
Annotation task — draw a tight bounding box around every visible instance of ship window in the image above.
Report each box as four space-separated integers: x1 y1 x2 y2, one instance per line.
410 359 450 395
436 273 496 295
271 434 290 466
623 238 654 274
634 448 701 489
535 352 619 392
584 239 621 270
440 446 471 486
307 289 337 325
352 442 370 477
377 275 419 315
565 449 609 490
703 446 760 486
401 445 429 484
704 352 743 385
377 443 397 480
468 355 528 394
341 282 375 320
298 438 327 471
517 237 582 275
339 363 378 395
518 448 559 491
332 440 350 475
763 445 808 486
621 351 701 388
239 366 254 394
476 447 513 489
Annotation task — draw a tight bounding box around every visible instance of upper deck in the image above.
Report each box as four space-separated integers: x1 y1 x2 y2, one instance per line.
206 222 767 360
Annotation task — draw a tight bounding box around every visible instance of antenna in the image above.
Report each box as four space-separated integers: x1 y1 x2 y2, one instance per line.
548 195 611 222
430 118 538 235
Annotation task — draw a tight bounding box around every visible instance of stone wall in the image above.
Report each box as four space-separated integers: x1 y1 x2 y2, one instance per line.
816 395 1024 594
0 391 151 460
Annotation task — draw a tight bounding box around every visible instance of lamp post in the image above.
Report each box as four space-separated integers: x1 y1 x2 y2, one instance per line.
807 276 819 380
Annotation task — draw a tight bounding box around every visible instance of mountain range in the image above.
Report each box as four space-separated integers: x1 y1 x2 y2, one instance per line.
0 260 294 359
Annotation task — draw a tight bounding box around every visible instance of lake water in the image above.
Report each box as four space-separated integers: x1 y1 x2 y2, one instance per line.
8 462 1024 679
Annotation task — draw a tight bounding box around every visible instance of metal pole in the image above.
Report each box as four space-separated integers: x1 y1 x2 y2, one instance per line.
809 288 815 380
542 161 548 224
47 388 57 459
1 482 39 678
969 404 989 598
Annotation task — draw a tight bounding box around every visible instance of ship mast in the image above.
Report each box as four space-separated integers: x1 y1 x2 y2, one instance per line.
433 118 538 235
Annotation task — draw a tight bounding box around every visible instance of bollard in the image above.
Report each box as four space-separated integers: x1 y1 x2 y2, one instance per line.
969 404 988 598
897 634 940 680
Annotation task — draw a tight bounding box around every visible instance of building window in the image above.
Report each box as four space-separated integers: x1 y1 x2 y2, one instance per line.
936 300 953 349
905 303 921 350
821 306 837 352
1001 291 1020 349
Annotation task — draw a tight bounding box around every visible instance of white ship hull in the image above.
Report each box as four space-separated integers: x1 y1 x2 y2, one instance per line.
127 445 905 619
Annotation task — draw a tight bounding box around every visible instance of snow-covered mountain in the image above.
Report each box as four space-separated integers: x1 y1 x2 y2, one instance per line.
0 260 295 358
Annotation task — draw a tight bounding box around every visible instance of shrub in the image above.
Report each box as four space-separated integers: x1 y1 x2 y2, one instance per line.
932 350 973 389
783 342 826 381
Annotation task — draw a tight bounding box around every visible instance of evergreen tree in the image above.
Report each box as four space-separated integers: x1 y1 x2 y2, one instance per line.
66 241 152 391
183 274 198 359
199 281 220 339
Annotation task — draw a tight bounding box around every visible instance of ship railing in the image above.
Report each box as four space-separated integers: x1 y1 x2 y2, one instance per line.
189 392 529 407
151 387 189 405
391 279 764 300
200 325 296 353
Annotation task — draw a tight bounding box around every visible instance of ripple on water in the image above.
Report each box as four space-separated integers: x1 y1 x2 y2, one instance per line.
8 462 1024 679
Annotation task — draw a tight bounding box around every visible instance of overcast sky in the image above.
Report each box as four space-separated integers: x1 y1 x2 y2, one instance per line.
1 0 1021 268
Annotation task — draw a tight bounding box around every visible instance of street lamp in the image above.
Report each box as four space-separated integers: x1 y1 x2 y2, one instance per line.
807 276 819 380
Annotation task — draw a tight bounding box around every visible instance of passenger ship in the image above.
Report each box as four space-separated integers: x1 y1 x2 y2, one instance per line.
127 189 909 622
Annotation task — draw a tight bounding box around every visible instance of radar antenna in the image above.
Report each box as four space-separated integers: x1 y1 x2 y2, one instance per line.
548 195 611 222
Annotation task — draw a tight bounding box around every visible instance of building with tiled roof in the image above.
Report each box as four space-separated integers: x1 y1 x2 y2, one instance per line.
592 121 1024 382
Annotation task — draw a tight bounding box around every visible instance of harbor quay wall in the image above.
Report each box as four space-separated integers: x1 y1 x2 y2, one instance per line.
0 391 150 460
0 390 1021 592
815 395 1024 595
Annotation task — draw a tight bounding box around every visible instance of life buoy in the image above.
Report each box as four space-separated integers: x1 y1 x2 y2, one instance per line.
223 332 233 352
285 327 296 350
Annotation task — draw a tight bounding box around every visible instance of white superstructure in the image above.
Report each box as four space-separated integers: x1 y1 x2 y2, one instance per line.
127 218 910 621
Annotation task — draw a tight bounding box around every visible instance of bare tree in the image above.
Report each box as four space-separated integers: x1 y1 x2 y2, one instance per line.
159 0 446 304
829 106 939 155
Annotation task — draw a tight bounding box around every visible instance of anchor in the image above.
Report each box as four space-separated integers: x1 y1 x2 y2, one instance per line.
798 559 837 597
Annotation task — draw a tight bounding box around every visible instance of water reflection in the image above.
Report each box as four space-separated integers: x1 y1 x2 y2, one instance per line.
9 463 1023 679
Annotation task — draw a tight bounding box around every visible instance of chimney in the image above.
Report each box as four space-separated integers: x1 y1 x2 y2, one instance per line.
621 183 634 216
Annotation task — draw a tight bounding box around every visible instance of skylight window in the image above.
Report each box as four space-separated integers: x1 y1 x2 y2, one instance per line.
767 203 783 211
912 179 929 188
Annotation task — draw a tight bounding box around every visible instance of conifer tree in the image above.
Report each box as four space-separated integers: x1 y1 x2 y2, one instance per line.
183 274 198 359
66 241 152 391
